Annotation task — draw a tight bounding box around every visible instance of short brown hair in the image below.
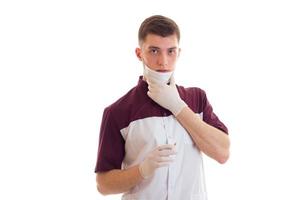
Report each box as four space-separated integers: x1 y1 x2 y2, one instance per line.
138 15 180 44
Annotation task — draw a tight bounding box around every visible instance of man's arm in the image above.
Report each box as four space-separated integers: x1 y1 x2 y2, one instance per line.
176 106 230 163
147 76 230 164
96 144 176 195
96 165 143 195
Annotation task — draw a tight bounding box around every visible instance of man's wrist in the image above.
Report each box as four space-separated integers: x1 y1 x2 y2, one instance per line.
171 100 187 117
138 163 150 179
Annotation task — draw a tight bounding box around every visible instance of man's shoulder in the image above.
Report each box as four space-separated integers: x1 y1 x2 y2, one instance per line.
177 84 207 98
177 84 208 113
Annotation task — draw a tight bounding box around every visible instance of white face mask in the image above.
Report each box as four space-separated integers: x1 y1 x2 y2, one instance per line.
143 64 173 85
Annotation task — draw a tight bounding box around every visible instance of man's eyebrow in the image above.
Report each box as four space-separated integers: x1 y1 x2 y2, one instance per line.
148 46 160 49
148 46 177 50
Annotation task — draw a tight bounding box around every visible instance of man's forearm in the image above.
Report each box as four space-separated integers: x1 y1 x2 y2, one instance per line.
96 165 143 195
176 106 230 164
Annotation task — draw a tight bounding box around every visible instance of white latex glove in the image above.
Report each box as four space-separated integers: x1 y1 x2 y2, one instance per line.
147 75 187 116
139 144 177 179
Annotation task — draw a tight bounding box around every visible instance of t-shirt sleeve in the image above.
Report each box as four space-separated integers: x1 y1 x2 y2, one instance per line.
94 106 125 173
201 90 228 134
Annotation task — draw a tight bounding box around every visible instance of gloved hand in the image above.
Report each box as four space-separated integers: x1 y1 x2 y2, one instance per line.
147 75 187 116
139 144 177 179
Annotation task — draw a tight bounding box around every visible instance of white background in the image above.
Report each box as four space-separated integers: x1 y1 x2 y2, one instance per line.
0 0 299 199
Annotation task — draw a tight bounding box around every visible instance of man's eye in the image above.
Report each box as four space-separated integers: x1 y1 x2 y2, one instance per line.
150 49 158 54
168 49 177 55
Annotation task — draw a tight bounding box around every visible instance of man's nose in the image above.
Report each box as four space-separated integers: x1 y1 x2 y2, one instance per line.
157 54 168 69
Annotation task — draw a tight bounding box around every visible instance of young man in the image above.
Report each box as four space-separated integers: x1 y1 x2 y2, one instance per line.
95 15 230 200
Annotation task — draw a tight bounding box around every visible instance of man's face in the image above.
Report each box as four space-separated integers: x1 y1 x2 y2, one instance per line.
136 34 180 72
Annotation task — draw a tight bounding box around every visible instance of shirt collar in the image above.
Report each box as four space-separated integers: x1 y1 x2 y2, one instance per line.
137 75 148 91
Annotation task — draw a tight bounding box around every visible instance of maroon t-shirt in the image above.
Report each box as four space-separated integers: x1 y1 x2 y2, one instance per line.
95 76 228 173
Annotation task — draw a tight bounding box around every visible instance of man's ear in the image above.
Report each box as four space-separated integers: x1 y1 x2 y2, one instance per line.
135 48 142 61
178 48 181 57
